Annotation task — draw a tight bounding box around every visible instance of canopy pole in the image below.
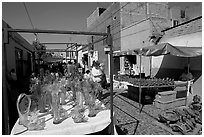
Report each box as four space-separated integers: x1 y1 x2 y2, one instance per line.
3 34 10 134
149 56 152 78
4 28 109 36
187 57 190 73
139 54 142 110
107 26 114 135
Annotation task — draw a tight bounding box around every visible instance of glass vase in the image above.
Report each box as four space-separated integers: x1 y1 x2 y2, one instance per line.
88 94 97 117
39 93 46 113
59 92 66 105
52 93 61 124
76 91 84 106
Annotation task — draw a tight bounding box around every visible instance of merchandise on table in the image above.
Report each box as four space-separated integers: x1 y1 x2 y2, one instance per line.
157 95 202 135
15 72 107 132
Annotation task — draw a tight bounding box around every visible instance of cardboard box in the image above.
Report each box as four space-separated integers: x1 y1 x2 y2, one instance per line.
155 91 177 102
154 98 186 110
174 87 188 98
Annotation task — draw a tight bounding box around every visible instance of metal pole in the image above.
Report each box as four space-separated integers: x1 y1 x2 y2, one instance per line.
75 44 78 62
36 49 76 52
5 28 109 36
77 36 107 52
3 29 10 134
149 56 152 78
66 50 67 63
41 42 76 44
187 57 190 73
107 26 114 135
139 54 142 110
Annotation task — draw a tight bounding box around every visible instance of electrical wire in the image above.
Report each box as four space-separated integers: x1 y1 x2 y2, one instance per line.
23 2 35 30
23 2 39 42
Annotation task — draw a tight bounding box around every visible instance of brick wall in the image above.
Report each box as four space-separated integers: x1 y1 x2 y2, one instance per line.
163 17 202 38
120 2 147 28
170 3 202 24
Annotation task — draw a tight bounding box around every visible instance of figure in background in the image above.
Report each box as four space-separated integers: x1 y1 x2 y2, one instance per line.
67 61 75 76
7 69 19 128
180 67 194 102
132 64 139 76
180 67 193 81
39 68 45 82
84 70 92 80
7 68 19 103
91 61 104 99
91 61 103 83
74 60 82 73
99 63 108 89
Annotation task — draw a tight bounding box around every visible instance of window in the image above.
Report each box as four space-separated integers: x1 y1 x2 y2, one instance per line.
181 10 186 19
172 20 179 27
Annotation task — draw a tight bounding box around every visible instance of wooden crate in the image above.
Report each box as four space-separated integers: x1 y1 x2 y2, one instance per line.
154 98 186 110
155 91 177 102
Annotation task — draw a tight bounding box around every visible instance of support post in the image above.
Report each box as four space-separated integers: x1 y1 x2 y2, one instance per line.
107 26 114 135
3 30 10 134
75 44 78 62
139 54 142 110
149 56 152 78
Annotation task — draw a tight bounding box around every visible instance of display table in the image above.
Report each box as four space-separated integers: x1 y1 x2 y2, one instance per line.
11 102 116 135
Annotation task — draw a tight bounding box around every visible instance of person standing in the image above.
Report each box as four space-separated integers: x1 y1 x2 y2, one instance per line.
91 61 103 83
67 61 75 75
99 63 108 89
180 67 193 81
7 69 19 102
7 69 19 129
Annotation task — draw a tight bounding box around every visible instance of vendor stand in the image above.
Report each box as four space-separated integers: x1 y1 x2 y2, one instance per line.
11 103 116 135
114 43 202 110
3 27 115 135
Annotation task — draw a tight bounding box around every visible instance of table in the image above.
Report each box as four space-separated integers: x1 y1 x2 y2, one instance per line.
127 84 175 110
11 102 116 135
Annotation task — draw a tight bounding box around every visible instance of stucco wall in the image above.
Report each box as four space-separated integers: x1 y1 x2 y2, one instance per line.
86 3 121 75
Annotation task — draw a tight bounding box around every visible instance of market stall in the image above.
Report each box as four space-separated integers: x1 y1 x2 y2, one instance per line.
114 42 202 110
11 70 117 135
11 103 114 135
3 27 115 135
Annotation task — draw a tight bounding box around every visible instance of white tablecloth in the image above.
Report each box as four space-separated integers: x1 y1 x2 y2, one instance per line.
11 103 113 135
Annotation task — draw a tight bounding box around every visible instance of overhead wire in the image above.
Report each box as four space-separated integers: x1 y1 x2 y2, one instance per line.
23 2 39 42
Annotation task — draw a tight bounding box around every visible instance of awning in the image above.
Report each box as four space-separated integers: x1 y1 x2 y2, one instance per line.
134 43 202 57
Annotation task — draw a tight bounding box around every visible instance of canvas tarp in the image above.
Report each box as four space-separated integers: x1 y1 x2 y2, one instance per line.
134 43 202 57
114 43 202 57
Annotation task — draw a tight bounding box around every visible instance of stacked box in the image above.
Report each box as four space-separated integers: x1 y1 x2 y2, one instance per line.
174 86 188 98
155 91 177 102
154 98 186 110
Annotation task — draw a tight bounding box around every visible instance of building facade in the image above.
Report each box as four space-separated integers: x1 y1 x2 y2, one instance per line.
2 20 34 134
86 2 170 76
3 20 34 79
85 2 202 78
151 2 202 79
